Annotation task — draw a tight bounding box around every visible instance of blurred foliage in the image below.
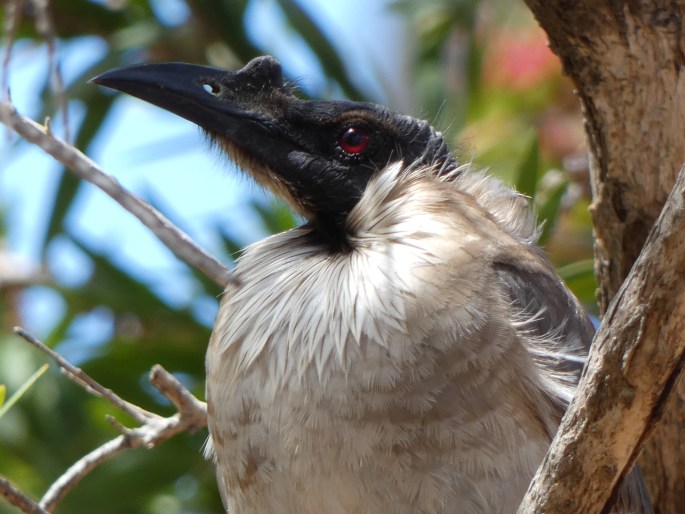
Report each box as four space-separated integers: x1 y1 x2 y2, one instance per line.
0 363 48 419
0 0 596 513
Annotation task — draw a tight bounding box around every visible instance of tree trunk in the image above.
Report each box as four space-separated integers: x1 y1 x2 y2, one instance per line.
523 1 685 512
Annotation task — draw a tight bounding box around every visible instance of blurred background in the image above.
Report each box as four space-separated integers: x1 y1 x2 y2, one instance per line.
0 1 595 513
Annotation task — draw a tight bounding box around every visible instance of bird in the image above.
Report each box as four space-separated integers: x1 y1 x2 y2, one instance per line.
93 56 653 514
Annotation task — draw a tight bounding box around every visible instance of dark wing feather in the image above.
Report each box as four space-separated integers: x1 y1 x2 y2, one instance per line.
494 253 653 514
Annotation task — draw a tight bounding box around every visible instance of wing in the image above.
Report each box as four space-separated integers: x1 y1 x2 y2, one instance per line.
494 250 654 514
495 252 593 408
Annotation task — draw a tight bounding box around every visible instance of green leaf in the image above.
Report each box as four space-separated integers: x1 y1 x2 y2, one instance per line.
558 258 598 309
0 364 49 418
557 258 595 282
537 180 568 246
218 226 244 262
251 199 298 234
277 0 367 100
0 384 5 408
185 0 262 63
515 136 540 200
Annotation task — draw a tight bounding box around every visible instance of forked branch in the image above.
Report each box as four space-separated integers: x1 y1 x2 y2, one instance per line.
518 166 685 513
0 328 208 514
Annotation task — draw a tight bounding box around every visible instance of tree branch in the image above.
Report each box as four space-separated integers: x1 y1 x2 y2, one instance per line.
523 2 685 510
39 436 131 512
518 166 685 513
0 477 49 514
0 101 234 288
150 364 207 417
3 327 209 514
13 327 152 424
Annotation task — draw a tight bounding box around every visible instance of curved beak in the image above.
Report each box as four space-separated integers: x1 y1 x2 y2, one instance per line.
91 62 268 136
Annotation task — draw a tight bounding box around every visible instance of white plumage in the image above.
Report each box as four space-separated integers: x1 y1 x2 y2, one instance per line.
204 162 595 513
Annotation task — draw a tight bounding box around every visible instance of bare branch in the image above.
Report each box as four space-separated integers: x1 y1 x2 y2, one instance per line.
149 364 207 420
6 328 208 513
31 0 70 141
37 389 206 512
0 101 234 288
13 327 151 424
0 476 49 514
39 436 131 512
518 166 685 513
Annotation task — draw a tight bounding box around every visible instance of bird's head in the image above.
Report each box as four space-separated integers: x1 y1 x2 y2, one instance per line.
92 56 457 248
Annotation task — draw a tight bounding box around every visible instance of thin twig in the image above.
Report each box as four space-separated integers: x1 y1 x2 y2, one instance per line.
0 101 234 287
31 0 70 142
0 476 49 514
6 328 208 513
13 327 151 424
39 436 131 511
149 364 208 417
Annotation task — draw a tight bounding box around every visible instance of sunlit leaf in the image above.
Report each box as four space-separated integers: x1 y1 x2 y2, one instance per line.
184 0 261 63
558 258 597 308
251 199 298 234
515 136 539 200
0 364 49 418
277 0 367 100
537 180 567 246
557 258 595 282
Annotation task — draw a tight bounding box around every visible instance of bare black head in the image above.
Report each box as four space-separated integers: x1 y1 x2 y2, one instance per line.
92 56 457 247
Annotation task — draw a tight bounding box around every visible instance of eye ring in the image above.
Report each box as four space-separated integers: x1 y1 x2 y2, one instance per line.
338 126 370 155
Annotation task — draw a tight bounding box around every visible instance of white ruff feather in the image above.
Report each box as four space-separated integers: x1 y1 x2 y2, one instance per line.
205 162 586 514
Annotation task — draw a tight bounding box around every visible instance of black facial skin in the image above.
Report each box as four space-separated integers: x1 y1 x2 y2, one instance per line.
92 56 458 249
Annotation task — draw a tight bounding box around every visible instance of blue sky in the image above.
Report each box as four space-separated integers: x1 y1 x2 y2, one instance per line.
0 0 409 344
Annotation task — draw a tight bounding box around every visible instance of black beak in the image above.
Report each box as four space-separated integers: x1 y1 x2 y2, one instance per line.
90 58 282 139
91 57 321 216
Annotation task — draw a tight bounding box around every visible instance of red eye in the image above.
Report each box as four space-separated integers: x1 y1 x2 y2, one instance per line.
339 126 369 155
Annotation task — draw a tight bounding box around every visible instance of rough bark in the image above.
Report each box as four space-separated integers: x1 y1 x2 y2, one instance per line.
523 1 685 512
518 166 685 512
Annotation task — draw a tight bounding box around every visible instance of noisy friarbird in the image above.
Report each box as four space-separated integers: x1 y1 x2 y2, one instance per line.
92 56 652 514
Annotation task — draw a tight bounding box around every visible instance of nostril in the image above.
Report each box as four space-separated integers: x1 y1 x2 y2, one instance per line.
202 82 221 96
